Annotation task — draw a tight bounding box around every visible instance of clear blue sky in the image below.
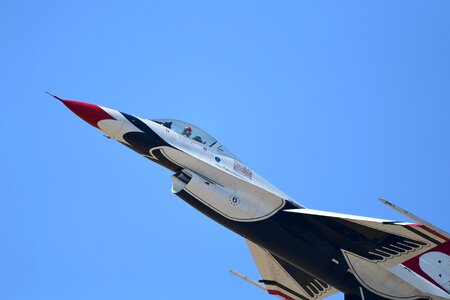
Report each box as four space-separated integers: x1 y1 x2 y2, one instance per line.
1 1 450 299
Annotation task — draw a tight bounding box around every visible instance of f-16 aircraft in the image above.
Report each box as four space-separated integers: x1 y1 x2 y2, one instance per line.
53 93 450 300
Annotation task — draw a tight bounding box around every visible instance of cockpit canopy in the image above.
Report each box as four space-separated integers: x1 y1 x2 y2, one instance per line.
152 119 239 161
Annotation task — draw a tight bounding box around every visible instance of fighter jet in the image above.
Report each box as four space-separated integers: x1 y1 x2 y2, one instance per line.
53 94 450 300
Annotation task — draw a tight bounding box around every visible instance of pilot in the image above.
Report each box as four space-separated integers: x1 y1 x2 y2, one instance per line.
181 126 192 137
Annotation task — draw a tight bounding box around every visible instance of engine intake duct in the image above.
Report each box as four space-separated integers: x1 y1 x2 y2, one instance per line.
171 170 193 193
170 169 285 222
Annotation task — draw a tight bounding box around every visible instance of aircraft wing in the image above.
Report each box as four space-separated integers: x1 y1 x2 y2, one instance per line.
284 203 450 299
246 239 339 300
283 207 449 267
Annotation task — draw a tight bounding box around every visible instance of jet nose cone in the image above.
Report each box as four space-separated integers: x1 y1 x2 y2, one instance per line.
53 95 116 128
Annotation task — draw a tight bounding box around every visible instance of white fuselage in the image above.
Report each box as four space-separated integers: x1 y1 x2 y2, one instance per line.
97 109 301 222
57 96 450 300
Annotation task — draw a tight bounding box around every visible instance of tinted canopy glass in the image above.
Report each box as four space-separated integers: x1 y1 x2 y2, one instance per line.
153 119 239 160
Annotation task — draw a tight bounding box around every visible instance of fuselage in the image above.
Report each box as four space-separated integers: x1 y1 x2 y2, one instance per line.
57 97 450 300
57 98 360 293
109 111 350 289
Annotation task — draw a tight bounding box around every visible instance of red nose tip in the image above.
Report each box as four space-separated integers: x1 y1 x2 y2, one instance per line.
50 93 115 128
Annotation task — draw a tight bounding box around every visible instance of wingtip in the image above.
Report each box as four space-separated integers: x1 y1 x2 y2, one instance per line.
378 198 390 205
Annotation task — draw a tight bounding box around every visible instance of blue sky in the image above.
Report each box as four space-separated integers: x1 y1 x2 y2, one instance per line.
1 1 450 299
